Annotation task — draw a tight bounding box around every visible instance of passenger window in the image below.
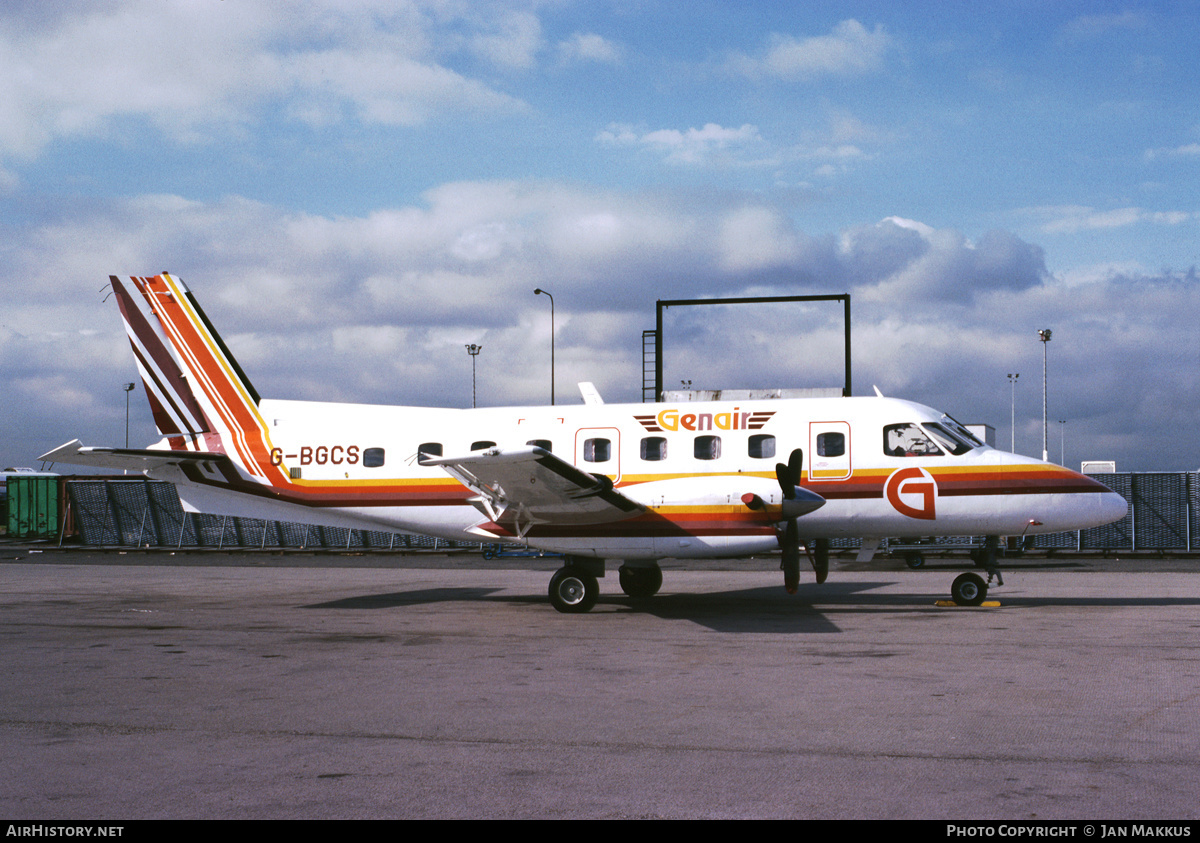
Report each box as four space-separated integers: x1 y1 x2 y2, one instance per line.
748 434 775 459
526 439 552 451
416 443 441 465
883 424 942 457
694 435 721 460
364 447 387 468
817 432 845 458
471 440 496 451
640 437 667 461
584 438 611 462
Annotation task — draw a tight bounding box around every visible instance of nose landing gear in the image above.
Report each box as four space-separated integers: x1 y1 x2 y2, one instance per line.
951 572 988 606
951 535 1003 606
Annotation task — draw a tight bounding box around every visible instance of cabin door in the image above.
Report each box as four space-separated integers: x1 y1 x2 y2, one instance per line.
808 421 852 481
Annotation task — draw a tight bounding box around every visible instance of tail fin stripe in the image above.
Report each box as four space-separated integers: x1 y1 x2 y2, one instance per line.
112 276 211 434
141 275 274 482
128 340 207 436
184 288 261 405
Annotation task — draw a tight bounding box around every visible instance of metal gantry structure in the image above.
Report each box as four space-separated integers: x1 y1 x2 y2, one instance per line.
646 294 853 402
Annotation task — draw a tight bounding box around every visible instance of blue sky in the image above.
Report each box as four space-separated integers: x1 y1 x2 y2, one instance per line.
1 1 1198 472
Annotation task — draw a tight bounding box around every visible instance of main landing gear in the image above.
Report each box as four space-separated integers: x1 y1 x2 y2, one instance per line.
547 559 664 613
548 562 600 614
618 563 663 600
950 535 1005 607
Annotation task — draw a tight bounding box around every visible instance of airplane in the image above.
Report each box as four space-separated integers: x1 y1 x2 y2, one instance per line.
42 273 1128 613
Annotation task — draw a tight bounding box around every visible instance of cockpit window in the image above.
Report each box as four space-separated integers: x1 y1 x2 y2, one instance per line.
924 422 974 456
941 414 984 448
884 423 943 457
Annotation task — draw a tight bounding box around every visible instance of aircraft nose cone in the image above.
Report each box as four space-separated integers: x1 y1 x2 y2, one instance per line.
1101 488 1129 524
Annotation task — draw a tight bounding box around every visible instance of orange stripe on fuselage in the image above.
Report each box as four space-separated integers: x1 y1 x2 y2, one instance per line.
175 462 1110 513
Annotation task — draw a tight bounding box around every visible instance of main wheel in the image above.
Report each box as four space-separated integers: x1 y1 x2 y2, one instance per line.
618 564 663 599
950 572 988 607
548 566 599 613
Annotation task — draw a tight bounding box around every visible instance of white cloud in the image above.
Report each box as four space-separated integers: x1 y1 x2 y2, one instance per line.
727 19 892 81
0 0 526 159
557 32 621 65
1021 205 1195 234
716 206 802 273
597 122 769 166
2 184 1197 472
465 9 543 70
1144 143 1200 161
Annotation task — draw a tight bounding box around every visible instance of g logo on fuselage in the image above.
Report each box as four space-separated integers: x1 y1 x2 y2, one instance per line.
885 467 937 520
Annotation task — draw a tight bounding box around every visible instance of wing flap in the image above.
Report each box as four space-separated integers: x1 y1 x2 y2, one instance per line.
425 446 645 530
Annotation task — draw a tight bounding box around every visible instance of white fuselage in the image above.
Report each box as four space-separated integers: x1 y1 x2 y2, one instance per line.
165 393 1128 560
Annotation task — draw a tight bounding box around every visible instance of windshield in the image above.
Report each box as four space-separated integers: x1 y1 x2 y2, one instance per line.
923 422 975 456
884 423 943 457
940 414 985 448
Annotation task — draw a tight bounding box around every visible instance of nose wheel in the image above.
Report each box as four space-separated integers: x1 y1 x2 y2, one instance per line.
950 572 988 606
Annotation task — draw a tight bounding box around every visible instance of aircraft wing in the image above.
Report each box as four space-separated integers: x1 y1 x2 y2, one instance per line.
39 439 233 473
425 446 645 533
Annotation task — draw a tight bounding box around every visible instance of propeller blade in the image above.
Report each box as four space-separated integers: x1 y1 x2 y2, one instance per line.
775 462 795 499
781 518 800 594
788 448 804 485
776 448 805 500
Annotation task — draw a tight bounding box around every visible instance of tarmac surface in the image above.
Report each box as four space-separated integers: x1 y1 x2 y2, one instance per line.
2 546 1199 820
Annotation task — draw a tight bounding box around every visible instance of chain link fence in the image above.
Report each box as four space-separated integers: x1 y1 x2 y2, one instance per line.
52 473 1200 553
62 478 468 551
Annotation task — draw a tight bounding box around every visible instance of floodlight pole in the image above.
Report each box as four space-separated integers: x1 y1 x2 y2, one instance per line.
534 288 554 405
123 382 135 475
1007 373 1019 453
1039 329 1052 462
123 382 135 448
465 344 482 408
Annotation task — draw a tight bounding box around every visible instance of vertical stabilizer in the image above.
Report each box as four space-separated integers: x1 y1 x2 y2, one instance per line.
110 274 274 485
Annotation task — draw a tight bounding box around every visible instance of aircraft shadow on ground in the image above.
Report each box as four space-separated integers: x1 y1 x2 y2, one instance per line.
301 580 951 633
302 587 507 610
622 582 938 632
299 578 1200 633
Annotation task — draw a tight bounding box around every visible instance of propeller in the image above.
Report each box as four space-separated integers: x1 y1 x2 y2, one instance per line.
773 448 827 592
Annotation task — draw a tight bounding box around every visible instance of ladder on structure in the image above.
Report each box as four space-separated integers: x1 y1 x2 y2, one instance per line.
642 329 657 403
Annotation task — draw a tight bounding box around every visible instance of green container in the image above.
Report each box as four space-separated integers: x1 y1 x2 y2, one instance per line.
5 475 60 540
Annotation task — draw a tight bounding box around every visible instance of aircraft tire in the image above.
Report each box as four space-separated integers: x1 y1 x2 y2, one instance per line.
549 566 599 613
951 572 987 607
618 564 663 599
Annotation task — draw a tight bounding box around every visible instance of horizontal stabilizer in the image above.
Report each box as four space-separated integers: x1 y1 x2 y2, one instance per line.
40 439 232 473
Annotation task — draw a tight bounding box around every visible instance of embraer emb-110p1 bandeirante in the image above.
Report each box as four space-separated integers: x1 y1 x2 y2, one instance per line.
43 274 1127 612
